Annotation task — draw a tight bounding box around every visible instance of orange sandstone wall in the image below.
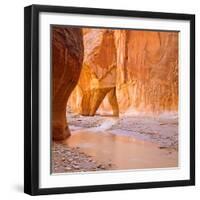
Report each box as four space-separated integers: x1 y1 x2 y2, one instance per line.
69 29 119 116
52 27 84 140
68 28 178 115
114 30 178 113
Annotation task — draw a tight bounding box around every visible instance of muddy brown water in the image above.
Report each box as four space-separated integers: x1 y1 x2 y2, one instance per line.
63 130 178 170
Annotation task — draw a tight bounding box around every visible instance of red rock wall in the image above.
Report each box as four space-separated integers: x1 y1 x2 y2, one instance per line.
115 30 178 113
69 29 119 116
68 28 178 115
52 27 84 140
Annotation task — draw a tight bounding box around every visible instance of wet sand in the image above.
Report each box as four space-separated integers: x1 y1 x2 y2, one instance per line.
52 142 112 173
52 113 178 173
64 130 178 170
68 113 178 150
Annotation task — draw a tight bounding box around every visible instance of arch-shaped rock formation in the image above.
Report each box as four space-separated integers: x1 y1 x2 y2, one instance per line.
69 29 119 116
52 27 84 140
68 29 178 115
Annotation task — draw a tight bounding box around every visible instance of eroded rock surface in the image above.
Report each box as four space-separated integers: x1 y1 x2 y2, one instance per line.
69 29 119 116
52 27 84 140
115 30 178 113
68 29 178 115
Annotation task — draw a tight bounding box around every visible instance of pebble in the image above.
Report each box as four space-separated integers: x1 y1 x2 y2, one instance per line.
65 166 72 170
88 157 93 161
67 158 73 162
52 142 111 173
72 165 80 169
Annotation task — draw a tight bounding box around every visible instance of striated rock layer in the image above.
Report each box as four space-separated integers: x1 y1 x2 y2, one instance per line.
114 30 178 114
52 27 84 140
68 28 178 115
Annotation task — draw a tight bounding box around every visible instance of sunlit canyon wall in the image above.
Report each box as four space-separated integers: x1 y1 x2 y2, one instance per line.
52 27 84 140
68 28 178 115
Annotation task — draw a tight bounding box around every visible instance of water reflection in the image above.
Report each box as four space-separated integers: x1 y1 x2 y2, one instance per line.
63 130 178 170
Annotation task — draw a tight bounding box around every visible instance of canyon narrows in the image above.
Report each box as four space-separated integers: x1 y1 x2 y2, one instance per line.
52 27 178 173
68 28 178 115
52 27 84 140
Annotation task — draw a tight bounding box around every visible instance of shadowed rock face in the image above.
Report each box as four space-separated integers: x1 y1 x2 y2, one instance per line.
52 27 84 140
68 29 178 115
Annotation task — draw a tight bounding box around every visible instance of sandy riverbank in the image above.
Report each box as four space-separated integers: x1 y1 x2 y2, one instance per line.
52 112 178 173
52 142 112 173
68 112 178 151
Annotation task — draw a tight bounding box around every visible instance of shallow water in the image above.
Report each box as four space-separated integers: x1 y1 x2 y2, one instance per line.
63 130 178 170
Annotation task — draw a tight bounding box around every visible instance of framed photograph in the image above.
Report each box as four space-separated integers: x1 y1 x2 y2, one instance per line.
24 4 195 195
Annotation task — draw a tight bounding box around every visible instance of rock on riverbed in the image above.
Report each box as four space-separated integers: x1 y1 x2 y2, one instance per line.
68 113 178 151
52 142 113 173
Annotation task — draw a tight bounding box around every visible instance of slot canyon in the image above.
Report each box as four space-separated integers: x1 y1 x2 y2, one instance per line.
52 27 84 140
68 28 178 116
52 26 179 173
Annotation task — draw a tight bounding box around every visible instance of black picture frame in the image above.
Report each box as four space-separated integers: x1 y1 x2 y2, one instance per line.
24 4 195 196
